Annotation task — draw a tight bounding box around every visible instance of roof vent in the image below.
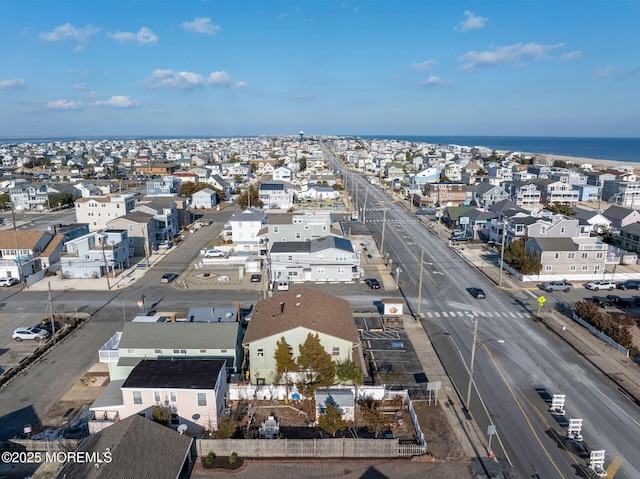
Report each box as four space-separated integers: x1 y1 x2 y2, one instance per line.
296 303 301 307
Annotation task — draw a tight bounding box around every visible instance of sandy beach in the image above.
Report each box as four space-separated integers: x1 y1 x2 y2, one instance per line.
499 151 638 172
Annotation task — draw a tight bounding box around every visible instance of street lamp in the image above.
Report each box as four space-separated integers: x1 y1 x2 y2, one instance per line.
465 314 504 412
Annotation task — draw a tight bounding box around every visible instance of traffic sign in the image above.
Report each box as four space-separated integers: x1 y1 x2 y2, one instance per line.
538 295 546 305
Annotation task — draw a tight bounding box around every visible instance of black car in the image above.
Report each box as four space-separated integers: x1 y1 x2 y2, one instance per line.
590 296 612 309
364 278 381 289
161 273 178 283
449 235 470 242
616 280 640 290
250 274 262 283
468 287 486 299
606 294 633 308
35 321 61 333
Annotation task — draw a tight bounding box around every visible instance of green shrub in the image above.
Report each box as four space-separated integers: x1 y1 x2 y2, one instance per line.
201 452 216 468
228 452 238 464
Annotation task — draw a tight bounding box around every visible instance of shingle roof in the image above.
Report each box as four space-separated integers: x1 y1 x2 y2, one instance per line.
620 222 640 236
122 359 226 389
57 414 192 479
243 288 359 345
528 237 578 252
119 322 239 350
270 236 354 254
0 230 51 250
603 205 637 221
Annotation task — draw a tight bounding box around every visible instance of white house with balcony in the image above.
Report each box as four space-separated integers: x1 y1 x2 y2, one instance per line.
59 229 130 279
0 230 56 285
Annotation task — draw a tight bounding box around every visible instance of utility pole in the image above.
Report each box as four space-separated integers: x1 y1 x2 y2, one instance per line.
8 204 23 284
363 188 369 224
417 248 424 316
498 220 508 288
381 208 388 257
465 315 479 412
48 282 56 344
101 238 111 290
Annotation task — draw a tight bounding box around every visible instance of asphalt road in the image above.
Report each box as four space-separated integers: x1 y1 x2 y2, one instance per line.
325 143 640 478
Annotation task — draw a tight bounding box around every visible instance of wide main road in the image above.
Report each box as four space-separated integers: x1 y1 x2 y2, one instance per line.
325 144 640 478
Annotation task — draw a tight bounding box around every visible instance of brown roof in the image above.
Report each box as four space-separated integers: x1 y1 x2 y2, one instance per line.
243 288 359 346
40 234 65 257
0 230 51 250
75 196 111 203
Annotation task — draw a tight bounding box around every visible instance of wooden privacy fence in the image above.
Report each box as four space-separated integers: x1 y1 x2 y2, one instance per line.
197 438 426 458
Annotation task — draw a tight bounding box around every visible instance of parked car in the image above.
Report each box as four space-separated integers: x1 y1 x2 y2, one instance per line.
363 278 381 289
616 280 640 290
584 280 616 291
0 277 20 287
204 249 225 258
468 287 486 299
12 327 50 341
250 274 262 283
415 208 435 215
606 294 633 308
161 273 178 283
589 296 612 309
34 321 61 333
540 281 573 292
449 235 470 242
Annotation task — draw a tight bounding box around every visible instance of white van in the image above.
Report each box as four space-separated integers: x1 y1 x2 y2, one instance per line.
276 277 290 291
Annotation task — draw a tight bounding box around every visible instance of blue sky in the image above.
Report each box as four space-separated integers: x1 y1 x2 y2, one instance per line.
1 0 639 138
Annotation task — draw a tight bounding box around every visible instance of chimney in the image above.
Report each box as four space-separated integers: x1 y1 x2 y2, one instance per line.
280 302 285 314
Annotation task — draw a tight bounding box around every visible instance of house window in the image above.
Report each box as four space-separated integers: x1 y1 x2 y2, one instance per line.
257 348 264 357
197 392 207 407
545 265 552 272
200 349 207 353
220 349 227 353
295 232 301 239
288 256 293 261
317 267 325 274
596 252 603 259
560 227 565 234
173 349 186 355
337 266 345 274
170 392 177 403
332 347 340 356
154 391 161 403
133 391 142 405
594 265 601 272
273 226 279 233
570 265 576 271
581 252 588 259
155 349 161 354
582 265 588 271
554 253 559 259
567 253 575 259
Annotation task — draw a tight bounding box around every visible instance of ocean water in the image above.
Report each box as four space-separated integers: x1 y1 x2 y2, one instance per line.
2 134 638 164
359 135 640 164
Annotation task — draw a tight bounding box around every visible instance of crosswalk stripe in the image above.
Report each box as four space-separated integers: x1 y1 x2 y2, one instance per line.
457 311 465 317
449 311 456 317
434 312 440 317
486 312 494 317
509 312 516 318
442 312 449 317
427 312 433 318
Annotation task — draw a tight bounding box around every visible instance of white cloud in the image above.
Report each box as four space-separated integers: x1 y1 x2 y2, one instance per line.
73 83 87 89
143 69 206 90
46 99 82 110
455 11 488 32
409 60 437 72
458 42 565 70
207 71 231 85
181 17 220 35
417 76 447 87
595 66 614 78
93 96 141 108
109 27 158 45
0 79 26 89
39 23 99 51
558 50 581 61
143 69 245 90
